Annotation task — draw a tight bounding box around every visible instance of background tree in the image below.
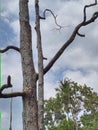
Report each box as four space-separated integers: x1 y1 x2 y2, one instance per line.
44 78 98 130
81 112 98 130
0 0 98 130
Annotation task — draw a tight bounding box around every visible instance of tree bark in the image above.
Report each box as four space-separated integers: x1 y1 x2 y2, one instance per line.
19 0 38 130
35 0 44 130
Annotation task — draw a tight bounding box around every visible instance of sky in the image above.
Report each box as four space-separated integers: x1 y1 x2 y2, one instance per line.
0 0 98 130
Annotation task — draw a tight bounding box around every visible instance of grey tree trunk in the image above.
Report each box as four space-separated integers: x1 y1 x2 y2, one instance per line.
19 0 38 130
35 0 44 130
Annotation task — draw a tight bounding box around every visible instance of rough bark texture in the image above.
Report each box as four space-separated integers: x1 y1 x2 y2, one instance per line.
19 0 38 130
35 0 44 130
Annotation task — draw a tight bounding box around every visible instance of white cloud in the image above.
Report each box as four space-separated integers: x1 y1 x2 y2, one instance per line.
44 80 58 99
10 20 20 35
1 0 19 17
63 69 98 92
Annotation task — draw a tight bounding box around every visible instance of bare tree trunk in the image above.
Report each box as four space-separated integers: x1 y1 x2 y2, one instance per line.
35 0 44 130
19 0 38 130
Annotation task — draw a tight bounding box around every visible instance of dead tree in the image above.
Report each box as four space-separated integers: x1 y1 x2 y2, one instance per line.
0 0 98 130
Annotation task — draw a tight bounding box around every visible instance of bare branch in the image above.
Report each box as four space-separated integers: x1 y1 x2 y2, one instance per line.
83 0 97 22
0 46 20 53
0 92 25 98
77 32 85 37
40 9 62 30
0 75 25 98
0 75 12 93
44 10 98 74
43 57 47 60
43 25 80 74
0 84 12 93
7 75 12 86
83 11 98 25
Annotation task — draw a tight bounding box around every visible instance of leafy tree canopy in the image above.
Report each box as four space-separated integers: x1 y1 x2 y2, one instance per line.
44 78 98 130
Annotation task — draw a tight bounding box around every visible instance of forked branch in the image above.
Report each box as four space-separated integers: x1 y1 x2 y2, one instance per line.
43 1 98 74
0 46 20 53
77 0 97 36
0 75 25 98
83 0 97 22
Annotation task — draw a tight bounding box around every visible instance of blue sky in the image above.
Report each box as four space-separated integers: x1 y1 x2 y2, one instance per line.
0 0 98 130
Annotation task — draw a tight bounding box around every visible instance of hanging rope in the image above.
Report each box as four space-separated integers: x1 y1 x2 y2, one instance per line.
9 89 13 130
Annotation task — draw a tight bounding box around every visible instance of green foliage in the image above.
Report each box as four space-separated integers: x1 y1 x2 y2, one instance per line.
57 118 76 130
81 112 98 130
44 78 98 130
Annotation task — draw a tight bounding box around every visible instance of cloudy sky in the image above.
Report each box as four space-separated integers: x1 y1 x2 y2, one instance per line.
0 0 98 130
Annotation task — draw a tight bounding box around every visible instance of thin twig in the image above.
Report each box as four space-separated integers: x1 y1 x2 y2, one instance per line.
40 9 62 30
77 32 85 37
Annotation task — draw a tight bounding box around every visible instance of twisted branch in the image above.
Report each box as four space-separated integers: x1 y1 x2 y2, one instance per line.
0 46 20 53
83 0 97 22
40 9 62 30
43 1 98 74
77 0 97 37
